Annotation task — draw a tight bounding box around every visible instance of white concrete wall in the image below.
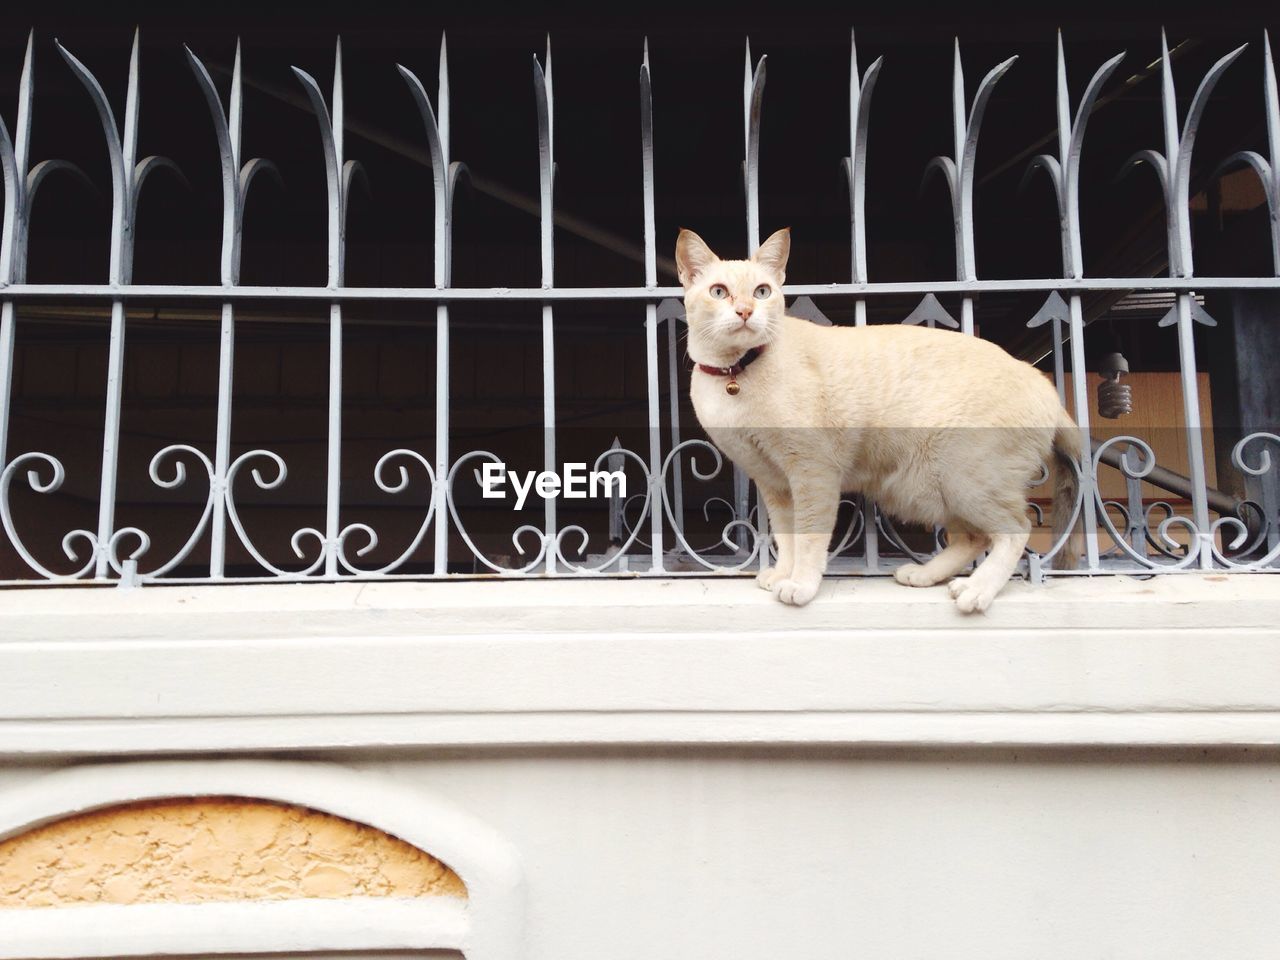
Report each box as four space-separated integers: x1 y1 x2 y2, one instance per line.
0 575 1277 959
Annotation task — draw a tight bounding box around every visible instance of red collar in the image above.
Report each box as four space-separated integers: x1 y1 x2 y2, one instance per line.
696 345 766 379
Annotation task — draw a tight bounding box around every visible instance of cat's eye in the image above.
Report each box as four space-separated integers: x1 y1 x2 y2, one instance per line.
753 284 772 299
709 284 729 300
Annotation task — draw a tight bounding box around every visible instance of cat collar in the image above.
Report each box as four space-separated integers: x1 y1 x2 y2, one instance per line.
696 345 766 396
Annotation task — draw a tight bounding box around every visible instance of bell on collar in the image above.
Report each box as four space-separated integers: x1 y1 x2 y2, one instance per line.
726 379 741 396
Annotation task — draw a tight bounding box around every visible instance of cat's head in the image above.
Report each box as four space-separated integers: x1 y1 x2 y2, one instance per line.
675 227 790 364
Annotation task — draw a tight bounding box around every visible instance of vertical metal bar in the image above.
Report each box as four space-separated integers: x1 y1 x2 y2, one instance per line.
54 32 143 579
1124 456 1146 557
1023 36 1124 572
1263 32 1280 276
324 41 346 578
431 37 453 577
189 39 250 581
734 453 752 556
640 40 664 572
0 303 15 479
292 40 355 578
740 40 766 558
1175 292 1213 567
1051 316 1066 405
94 32 143 580
665 317 685 540
434 38 454 576
846 31 882 570
325 301 343 577
1143 34 1245 569
94 300 127 578
1263 457 1280 556
209 301 235 577
398 39 456 576
541 302 556 573
434 302 450 574
0 35 33 488
534 39 557 572
431 37 453 576
1067 295 1101 570
644 304 662 569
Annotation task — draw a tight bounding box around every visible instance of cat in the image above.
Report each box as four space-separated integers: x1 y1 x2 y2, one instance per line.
676 227 1081 612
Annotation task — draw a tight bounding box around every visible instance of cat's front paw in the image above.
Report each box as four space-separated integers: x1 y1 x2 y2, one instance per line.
756 566 790 591
947 576 997 614
773 577 819 607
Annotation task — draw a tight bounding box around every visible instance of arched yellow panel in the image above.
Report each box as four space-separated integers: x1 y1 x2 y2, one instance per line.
0 796 466 908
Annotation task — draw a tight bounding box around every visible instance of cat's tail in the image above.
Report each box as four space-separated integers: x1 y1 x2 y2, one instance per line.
1050 410 1084 570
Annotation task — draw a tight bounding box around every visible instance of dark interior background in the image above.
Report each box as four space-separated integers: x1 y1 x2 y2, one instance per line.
1 0 1276 577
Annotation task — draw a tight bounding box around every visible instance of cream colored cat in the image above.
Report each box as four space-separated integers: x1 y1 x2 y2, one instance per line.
676 227 1081 612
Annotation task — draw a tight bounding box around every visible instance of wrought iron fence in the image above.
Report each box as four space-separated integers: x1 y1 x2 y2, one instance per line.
1 27 1278 586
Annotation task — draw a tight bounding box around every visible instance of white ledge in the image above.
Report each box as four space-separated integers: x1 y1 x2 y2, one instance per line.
0 575 1277 753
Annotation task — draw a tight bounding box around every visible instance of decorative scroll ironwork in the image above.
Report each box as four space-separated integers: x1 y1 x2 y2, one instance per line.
0 28 1276 585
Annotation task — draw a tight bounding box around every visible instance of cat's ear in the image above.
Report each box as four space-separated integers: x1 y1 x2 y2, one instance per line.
752 227 791 283
676 229 719 288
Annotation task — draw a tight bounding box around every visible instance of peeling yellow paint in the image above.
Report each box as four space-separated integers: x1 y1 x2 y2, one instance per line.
0 797 466 908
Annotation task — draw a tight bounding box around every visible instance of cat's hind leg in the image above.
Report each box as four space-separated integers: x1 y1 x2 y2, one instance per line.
893 530 987 587
947 518 1030 613
755 486 795 591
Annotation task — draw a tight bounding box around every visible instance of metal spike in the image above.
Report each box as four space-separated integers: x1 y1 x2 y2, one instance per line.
0 121 20 284
787 295 832 325
14 31 34 178
438 33 450 161
123 28 141 175
544 34 553 149
1157 300 1216 327
640 37 656 288
1175 42 1247 193
1143 34 1248 278
332 37 344 170
902 292 959 328
1159 29 1178 166
1027 290 1070 328
184 44 238 283
952 39 965 164
56 39 128 284
1026 42 1126 281
229 39 243 168
742 49 767 254
532 45 555 287
1055 31 1071 169
1 32 37 286
847 32 883 287
1266 32 1280 190
656 298 685 323
291 64 342 287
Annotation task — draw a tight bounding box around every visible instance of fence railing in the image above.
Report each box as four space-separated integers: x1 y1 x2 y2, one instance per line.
1 27 1278 586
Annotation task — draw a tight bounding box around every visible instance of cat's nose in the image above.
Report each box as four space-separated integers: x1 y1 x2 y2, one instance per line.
735 304 754 322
